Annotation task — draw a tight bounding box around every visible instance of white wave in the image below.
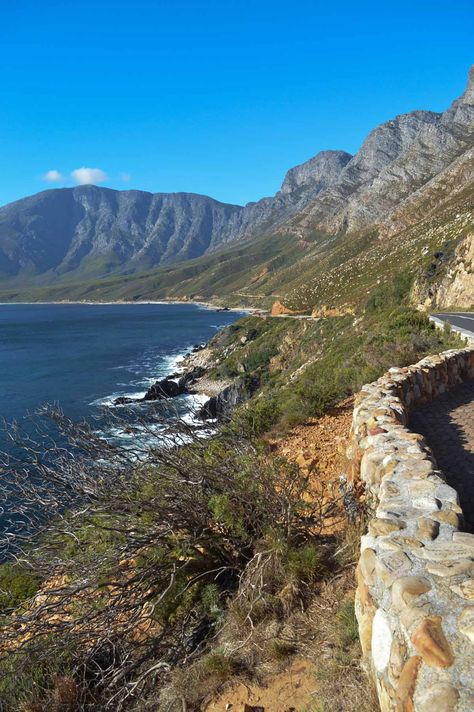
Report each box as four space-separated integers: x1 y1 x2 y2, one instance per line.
180 393 216 429
90 390 147 407
89 345 216 451
160 351 188 374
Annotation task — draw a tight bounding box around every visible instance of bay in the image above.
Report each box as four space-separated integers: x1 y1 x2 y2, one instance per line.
0 302 243 540
0 302 242 422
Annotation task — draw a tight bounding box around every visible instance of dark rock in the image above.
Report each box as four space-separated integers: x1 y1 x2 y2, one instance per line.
114 365 208 405
144 366 207 401
198 378 257 421
184 617 212 653
198 396 218 420
178 366 206 392
143 377 182 401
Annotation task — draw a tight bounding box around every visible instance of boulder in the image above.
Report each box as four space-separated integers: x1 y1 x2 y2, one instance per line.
113 396 135 405
113 366 207 405
144 377 182 401
198 378 257 421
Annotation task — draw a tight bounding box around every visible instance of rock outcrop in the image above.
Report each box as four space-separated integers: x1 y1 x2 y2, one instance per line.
270 301 304 316
288 66 474 237
414 229 474 309
198 378 256 421
114 366 206 405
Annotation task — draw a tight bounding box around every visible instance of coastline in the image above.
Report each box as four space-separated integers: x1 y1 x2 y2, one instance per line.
92 335 236 449
92 305 247 421
0 307 242 542
0 299 258 315
0 301 248 452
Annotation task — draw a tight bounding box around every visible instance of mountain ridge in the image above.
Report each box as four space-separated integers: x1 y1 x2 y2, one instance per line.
0 66 472 305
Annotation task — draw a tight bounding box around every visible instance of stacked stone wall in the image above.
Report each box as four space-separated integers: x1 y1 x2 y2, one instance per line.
348 348 474 712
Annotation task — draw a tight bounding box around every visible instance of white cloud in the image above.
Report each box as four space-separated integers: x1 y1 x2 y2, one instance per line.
119 172 131 182
43 169 63 183
71 167 107 185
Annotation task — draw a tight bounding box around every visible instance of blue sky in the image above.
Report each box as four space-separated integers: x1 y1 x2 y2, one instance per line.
0 1 472 207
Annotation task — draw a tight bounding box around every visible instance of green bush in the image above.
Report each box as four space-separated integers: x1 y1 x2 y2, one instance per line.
200 583 223 620
235 394 280 434
201 651 238 679
244 341 279 374
386 306 430 334
0 638 75 710
366 272 414 312
209 493 247 540
0 562 41 610
269 639 297 660
284 543 323 584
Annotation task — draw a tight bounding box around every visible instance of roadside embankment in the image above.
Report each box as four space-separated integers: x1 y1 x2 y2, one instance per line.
347 347 474 711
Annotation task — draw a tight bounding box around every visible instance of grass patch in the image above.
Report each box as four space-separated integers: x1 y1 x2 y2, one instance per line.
338 599 359 646
268 640 297 660
201 650 239 679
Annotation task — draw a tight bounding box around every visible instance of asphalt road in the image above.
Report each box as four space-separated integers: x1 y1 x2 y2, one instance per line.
433 313 474 338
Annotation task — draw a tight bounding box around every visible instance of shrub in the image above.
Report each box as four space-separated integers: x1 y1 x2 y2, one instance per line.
244 341 279 374
0 562 41 610
0 641 75 711
201 651 238 679
366 271 414 312
269 639 296 660
386 306 430 334
1 416 337 710
200 582 223 620
236 395 280 434
284 543 323 585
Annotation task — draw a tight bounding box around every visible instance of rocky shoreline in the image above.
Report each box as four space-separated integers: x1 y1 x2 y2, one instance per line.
113 340 249 423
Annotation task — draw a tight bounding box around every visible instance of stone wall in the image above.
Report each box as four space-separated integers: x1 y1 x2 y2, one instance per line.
347 348 474 712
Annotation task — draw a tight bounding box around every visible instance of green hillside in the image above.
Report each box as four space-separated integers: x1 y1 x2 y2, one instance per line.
1 182 472 313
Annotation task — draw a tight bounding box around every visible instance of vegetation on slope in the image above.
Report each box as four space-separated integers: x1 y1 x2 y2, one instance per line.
1 182 471 314
0 271 464 711
0 415 359 711
202 273 464 435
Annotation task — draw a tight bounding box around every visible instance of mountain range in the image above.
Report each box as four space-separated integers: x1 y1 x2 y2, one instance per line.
0 66 473 309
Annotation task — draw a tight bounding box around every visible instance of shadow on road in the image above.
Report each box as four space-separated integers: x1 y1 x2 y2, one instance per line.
409 379 474 532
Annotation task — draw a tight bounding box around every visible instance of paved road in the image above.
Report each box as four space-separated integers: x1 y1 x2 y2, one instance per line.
432 313 474 340
410 313 474 529
271 312 474 332
410 379 474 531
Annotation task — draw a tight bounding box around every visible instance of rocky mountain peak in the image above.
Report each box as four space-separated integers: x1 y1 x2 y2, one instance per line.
279 150 352 194
345 110 440 176
460 64 474 105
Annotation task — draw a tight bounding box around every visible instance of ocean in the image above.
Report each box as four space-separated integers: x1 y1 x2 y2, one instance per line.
0 302 244 538
0 302 243 422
